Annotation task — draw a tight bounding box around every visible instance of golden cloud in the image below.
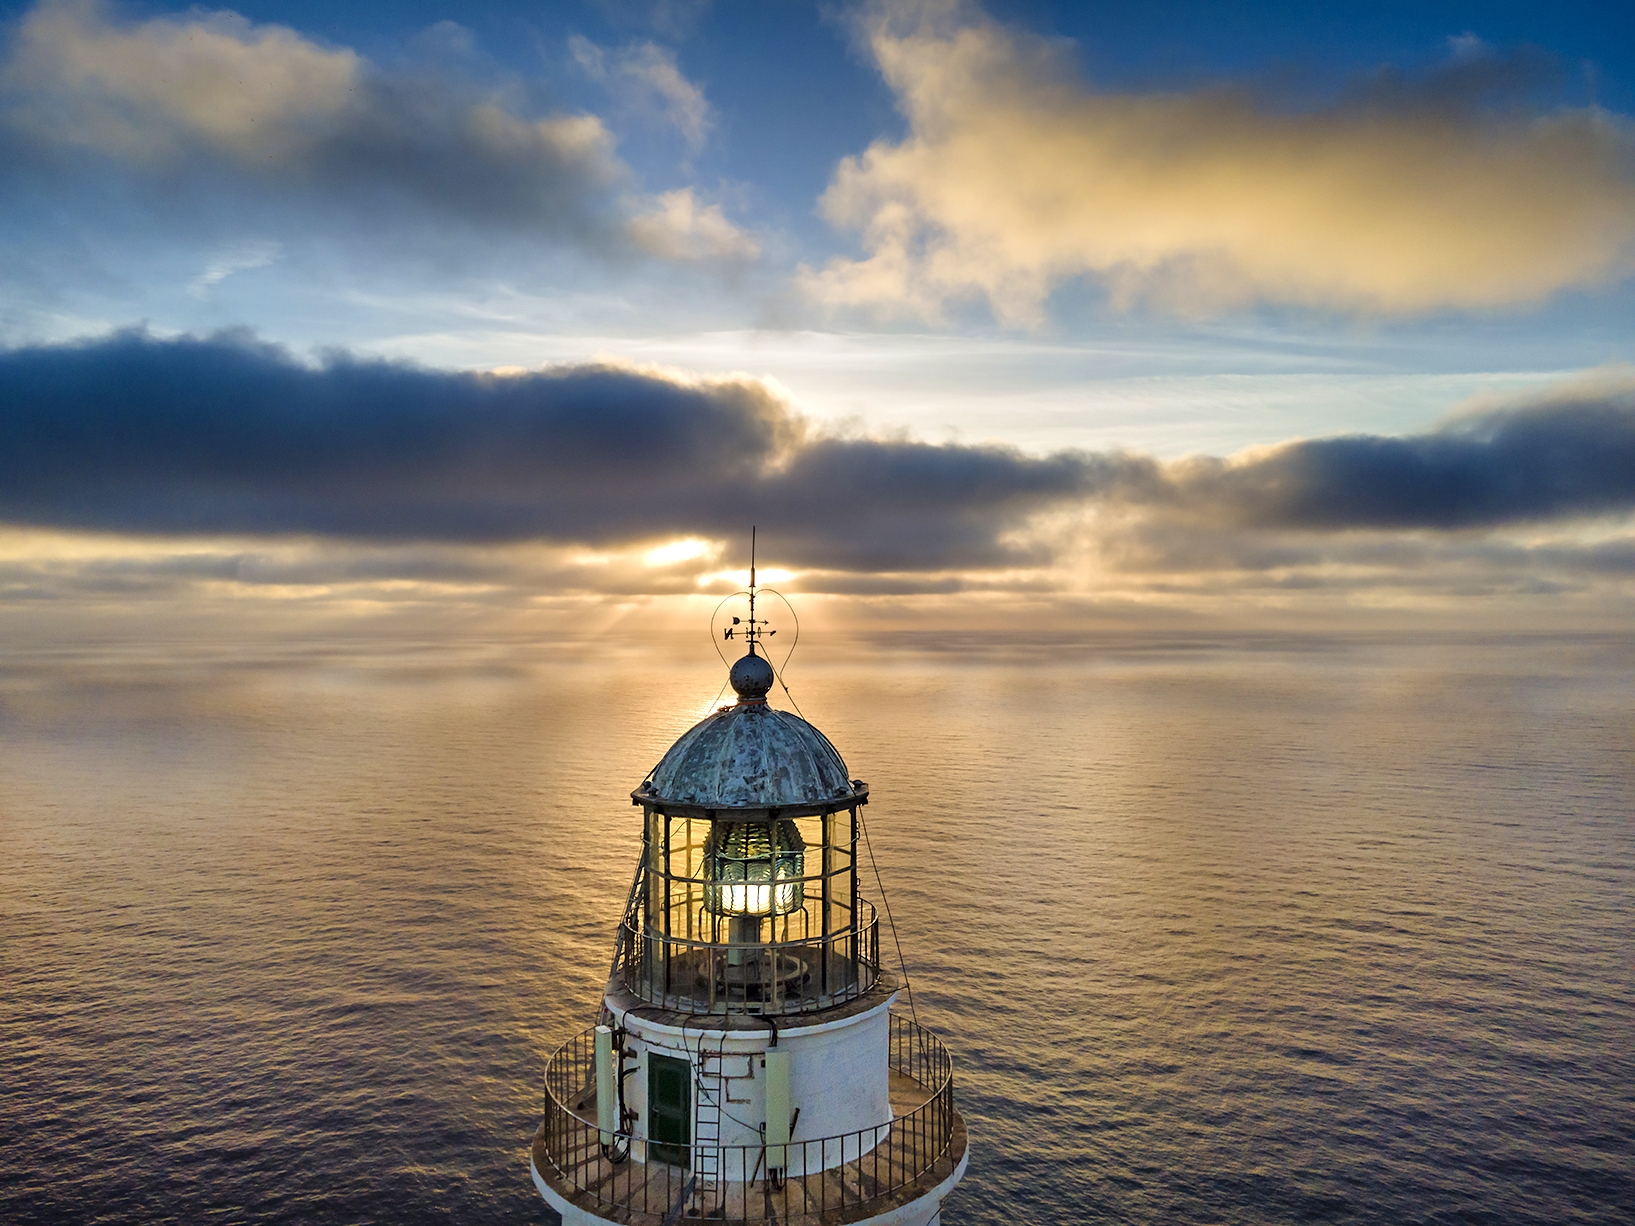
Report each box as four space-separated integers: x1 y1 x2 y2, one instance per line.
801 1 1635 321
629 188 762 261
0 1 759 259
2 0 618 176
3 0 360 158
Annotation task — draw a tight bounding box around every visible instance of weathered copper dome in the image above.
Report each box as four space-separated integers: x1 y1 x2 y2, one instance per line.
635 652 865 816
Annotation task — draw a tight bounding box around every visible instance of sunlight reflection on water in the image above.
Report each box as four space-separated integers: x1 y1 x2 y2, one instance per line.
1 635 1632 1224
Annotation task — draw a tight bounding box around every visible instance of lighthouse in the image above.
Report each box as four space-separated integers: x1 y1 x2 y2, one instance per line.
530 575 969 1225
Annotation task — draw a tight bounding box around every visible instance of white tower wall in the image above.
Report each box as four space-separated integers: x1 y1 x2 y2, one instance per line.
609 990 896 1174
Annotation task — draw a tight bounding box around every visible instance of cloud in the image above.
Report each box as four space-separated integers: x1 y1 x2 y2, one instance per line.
0 0 752 258
0 0 618 232
0 329 1115 571
629 188 760 259
4 331 1635 601
1446 32 1494 65
591 0 715 42
571 35 712 151
0 331 1632 620
1148 370 1635 530
801 0 1635 323
188 240 282 296
1 0 359 160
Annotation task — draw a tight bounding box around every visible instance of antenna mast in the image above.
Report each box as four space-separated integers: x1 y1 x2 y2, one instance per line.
721 526 774 655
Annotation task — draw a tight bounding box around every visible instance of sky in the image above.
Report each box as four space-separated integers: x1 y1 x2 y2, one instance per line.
2 0 1634 655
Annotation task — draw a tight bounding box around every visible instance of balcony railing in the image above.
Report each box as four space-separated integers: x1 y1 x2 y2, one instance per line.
535 1013 961 1225
613 899 880 1016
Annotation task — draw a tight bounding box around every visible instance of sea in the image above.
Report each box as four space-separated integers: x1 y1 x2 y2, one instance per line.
2 632 1631 1225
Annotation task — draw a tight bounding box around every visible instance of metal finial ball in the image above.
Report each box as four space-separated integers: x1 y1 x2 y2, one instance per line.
729 651 774 701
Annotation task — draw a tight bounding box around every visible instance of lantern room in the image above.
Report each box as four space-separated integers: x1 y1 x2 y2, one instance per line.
619 648 878 1015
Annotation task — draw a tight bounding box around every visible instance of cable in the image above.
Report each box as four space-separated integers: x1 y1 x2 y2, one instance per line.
858 804 917 1027
707 675 731 711
756 588 803 716
678 1012 763 1136
635 585 755 787
756 588 801 679
640 670 735 788
708 589 752 668
742 597 908 1032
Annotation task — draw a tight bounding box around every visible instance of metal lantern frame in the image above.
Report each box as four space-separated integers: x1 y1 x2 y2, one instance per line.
619 783 878 1016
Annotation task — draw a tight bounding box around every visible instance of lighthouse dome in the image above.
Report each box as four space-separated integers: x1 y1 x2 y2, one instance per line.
640 664 861 813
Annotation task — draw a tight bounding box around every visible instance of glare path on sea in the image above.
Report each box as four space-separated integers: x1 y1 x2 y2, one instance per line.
1 637 1631 1225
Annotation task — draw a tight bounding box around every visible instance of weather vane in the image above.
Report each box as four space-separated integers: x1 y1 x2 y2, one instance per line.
721 525 777 655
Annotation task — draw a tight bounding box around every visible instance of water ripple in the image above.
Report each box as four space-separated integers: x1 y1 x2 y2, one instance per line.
2 639 1632 1224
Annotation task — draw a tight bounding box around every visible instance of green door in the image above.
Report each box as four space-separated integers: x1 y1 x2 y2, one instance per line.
648 1053 691 1168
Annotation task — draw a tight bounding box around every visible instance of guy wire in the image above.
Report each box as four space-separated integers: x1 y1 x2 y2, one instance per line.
744 593 913 1025
858 804 917 1027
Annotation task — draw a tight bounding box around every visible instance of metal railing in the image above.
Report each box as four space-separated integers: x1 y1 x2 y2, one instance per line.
613 899 880 1016
536 1013 958 1224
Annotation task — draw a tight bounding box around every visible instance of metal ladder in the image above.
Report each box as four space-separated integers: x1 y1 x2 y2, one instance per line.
690 1054 724 1216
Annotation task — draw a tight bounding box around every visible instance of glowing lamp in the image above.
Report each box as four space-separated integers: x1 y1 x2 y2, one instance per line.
704 820 805 918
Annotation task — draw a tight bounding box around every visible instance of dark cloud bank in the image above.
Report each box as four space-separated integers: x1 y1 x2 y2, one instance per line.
2 331 1633 573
